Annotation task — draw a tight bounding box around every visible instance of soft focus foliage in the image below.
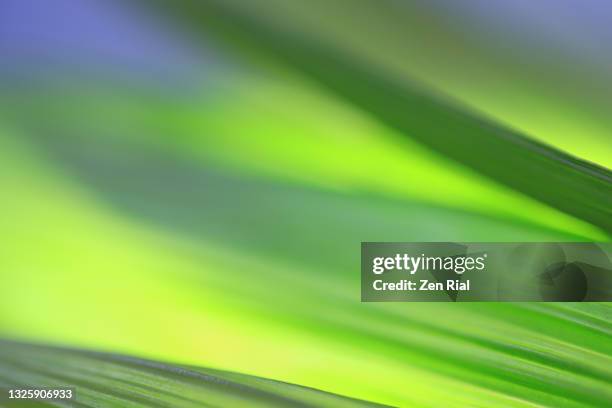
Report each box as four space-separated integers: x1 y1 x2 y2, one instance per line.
0 1 610 406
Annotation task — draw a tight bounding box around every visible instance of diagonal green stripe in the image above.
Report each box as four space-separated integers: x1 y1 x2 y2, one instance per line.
148 0 612 233
0 340 389 408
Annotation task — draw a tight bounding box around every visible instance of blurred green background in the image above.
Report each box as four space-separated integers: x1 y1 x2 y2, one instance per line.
0 0 610 406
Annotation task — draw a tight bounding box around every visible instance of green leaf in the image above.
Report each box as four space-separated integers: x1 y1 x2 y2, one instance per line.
150 0 612 233
0 340 386 408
